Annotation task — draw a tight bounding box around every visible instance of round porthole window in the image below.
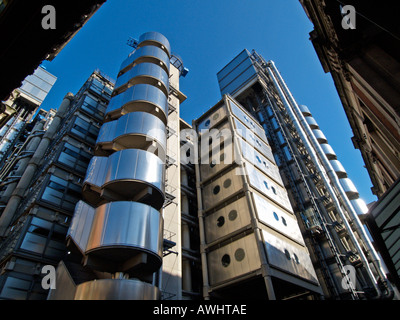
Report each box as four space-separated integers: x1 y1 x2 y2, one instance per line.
235 248 245 262
273 212 279 221
223 178 231 188
217 216 225 227
221 254 231 267
205 119 211 127
256 155 262 163
293 253 300 264
213 185 220 195
213 113 220 120
228 210 237 221
284 249 291 260
264 181 269 189
281 217 287 226
271 186 277 195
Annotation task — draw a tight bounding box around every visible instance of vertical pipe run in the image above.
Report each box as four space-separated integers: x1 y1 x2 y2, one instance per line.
266 62 386 297
0 93 74 237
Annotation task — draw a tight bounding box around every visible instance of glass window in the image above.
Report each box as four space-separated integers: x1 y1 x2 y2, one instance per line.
20 216 68 259
41 175 82 211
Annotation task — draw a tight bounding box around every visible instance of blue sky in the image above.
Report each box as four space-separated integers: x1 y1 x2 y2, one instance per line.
40 0 377 204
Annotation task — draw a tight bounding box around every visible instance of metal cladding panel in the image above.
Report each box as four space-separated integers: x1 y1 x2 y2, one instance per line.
47 261 77 300
240 139 281 185
207 233 261 286
106 84 168 123
86 201 163 260
120 45 170 74
299 105 311 116
233 118 271 157
253 193 304 245
320 143 336 160
74 279 160 300
350 198 368 214
138 31 171 58
339 178 359 199
305 116 318 129
199 142 235 181
247 167 293 212
84 156 108 189
202 169 244 211
262 229 319 284
67 201 95 254
204 197 251 243
228 100 268 143
114 62 169 94
330 159 347 178
312 129 328 143
105 149 165 193
97 112 166 153
197 104 228 132
96 120 118 145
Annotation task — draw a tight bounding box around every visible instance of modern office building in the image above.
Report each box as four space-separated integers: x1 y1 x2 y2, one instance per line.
0 69 113 299
0 66 57 167
45 31 201 300
209 48 395 300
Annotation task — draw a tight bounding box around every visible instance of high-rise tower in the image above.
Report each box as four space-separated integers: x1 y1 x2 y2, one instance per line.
48 31 189 300
211 49 394 300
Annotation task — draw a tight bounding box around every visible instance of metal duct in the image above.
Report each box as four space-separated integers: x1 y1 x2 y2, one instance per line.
95 111 167 159
66 32 170 300
114 62 169 96
106 83 168 124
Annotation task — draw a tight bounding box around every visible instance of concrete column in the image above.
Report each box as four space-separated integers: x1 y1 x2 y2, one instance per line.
0 93 73 237
0 121 44 203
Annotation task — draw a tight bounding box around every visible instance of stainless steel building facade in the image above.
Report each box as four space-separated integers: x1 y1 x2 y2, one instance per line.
212 49 395 300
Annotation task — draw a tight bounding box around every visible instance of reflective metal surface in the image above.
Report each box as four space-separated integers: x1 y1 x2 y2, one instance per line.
106 84 168 124
228 100 268 143
204 197 251 243
86 201 163 271
120 45 170 75
207 233 261 286
253 193 304 245
233 118 271 157
320 143 336 160
247 166 293 212
305 116 318 129
74 279 160 300
339 178 359 199
96 112 166 159
312 129 328 143
330 159 347 179
114 62 169 96
350 198 369 214
67 200 95 254
262 229 319 284
138 31 171 58
299 104 311 116
201 168 245 211
84 149 165 209
240 139 280 185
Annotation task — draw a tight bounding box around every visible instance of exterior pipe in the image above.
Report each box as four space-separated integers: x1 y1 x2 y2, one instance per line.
266 65 382 298
0 121 44 202
267 61 392 298
0 93 74 237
